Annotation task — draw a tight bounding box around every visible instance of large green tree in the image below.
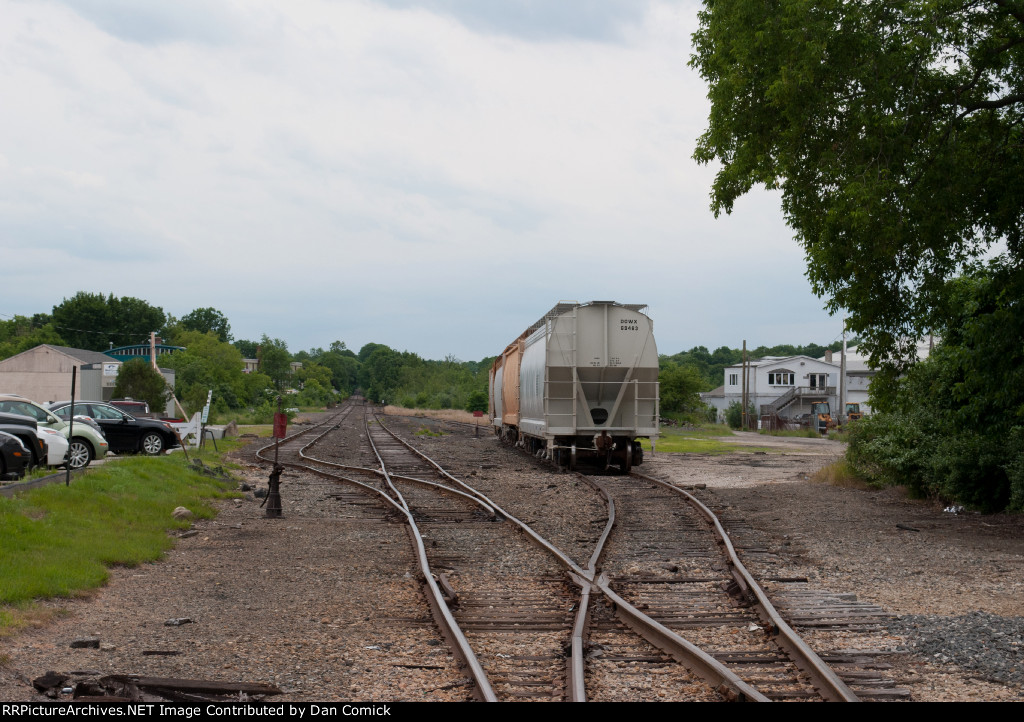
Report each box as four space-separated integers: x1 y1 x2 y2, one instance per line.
112 358 169 412
162 330 274 413
51 292 166 351
180 307 232 343
691 0 1023 368
0 315 65 361
257 335 292 388
658 362 707 415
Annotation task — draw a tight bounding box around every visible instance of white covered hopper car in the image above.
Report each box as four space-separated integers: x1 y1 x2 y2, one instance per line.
489 301 660 472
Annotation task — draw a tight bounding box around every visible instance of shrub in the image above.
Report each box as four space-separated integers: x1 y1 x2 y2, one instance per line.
725 401 757 430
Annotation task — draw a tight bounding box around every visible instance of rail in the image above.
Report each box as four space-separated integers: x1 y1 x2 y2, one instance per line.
630 470 861 702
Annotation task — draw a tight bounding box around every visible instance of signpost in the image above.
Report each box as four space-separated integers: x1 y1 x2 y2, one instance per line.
66 367 76 486
199 390 212 449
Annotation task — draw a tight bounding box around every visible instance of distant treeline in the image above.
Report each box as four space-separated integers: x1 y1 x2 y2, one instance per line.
2 291 843 421
0 293 493 417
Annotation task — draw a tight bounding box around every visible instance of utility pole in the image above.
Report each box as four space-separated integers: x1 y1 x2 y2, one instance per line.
839 319 847 428
742 340 748 431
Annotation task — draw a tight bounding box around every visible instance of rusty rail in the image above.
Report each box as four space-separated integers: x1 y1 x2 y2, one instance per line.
362 412 498 702
372 415 777 702
630 470 861 703
256 403 498 701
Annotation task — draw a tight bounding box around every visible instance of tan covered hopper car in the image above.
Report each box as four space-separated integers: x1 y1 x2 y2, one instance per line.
489 301 660 472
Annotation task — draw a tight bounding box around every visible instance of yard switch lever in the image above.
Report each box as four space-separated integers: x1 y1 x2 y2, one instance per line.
264 397 286 519
264 463 284 518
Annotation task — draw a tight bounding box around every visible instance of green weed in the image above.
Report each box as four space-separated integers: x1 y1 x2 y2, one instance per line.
810 458 871 489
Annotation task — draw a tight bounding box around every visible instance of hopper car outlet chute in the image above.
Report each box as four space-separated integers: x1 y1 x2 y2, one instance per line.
489 301 660 472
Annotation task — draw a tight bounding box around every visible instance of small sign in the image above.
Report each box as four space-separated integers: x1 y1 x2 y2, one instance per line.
103 363 119 377
201 404 211 424
472 411 484 417
273 412 288 439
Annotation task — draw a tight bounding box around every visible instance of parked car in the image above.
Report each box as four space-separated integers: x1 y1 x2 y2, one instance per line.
36 427 69 467
48 401 180 456
109 398 153 418
0 412 47 471
0 396 108 470
0 430 31 480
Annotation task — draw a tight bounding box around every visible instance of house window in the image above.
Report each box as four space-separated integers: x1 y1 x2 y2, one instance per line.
728 373 738 386
768 372 794 385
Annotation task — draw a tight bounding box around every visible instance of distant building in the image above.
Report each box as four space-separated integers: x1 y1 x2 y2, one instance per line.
107 338 184 362
0 344 174 406
700 341 933 425
701 355 841 424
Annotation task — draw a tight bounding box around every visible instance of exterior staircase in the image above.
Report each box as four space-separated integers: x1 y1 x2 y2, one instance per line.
760 386 836 416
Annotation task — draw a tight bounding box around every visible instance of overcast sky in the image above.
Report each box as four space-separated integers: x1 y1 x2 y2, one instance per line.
1 0 846 361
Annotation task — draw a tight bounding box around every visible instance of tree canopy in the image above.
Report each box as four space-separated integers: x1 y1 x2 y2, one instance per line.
691 0 1023 368
179 307 232 343
51 292 166 351
0 314 64 360
112 358 169 412
258 336 292 388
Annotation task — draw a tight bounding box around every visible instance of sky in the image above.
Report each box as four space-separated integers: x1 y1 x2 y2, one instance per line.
0 0 847 361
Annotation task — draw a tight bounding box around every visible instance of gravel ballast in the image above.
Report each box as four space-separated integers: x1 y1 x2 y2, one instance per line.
0 416 1021 702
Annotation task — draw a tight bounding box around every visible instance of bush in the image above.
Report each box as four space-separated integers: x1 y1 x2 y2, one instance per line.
725 401 757 430
465 390 488 413
845 263 1024 512
847 368 1021 511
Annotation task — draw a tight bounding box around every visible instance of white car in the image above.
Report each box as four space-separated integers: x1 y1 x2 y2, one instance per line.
36 427 69 467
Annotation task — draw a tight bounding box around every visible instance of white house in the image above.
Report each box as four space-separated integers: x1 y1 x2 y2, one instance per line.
701 340 935 424
702 355 841 423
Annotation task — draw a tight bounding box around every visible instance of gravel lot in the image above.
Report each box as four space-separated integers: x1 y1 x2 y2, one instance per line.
0 419 1021 702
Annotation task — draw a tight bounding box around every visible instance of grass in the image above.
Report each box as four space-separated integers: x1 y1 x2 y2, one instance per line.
0 452 239 634
641 424 769 454
810 458 872 489
236 424 273 438
414 427 445 437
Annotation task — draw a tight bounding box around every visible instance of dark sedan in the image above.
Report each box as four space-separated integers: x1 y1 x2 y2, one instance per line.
48 402 180 456
0 412 47 471
0 430 31 480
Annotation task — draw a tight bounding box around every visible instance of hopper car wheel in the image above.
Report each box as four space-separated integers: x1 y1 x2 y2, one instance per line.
620 442 632 474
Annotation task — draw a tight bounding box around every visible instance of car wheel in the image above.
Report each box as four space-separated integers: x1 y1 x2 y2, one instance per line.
141 433 164 455
68 439 93 470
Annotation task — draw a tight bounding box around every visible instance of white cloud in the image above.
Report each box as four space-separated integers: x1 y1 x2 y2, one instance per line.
0 0 839 359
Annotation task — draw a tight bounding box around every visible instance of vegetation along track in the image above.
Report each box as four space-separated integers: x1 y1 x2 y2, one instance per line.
256 403 902 700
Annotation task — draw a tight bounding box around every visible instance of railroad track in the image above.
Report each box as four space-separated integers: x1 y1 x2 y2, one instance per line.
361 414 790 700
255 403 904 701
585 473 851 701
